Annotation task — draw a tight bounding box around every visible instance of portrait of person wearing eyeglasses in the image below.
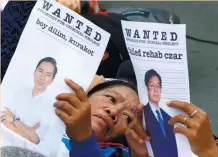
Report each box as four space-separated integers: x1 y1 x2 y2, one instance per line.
143 69 178 157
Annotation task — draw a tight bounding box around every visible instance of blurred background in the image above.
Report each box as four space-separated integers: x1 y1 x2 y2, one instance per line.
100 1 218 136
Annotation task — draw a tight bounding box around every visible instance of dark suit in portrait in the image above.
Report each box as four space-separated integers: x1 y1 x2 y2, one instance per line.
144 103 178 157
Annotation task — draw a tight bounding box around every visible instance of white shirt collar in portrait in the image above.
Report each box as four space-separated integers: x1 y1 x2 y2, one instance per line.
7 86 55 141
149 101 164 121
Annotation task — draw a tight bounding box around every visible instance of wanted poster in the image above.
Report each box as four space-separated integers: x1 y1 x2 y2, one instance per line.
121 20 193 157
1 0 110 156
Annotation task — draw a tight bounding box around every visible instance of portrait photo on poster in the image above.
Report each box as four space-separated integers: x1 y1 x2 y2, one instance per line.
1 56 58 145
143 69 178 157
121 20 193 157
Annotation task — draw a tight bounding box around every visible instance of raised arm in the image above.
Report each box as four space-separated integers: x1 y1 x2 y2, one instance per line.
54 78 102 157
69 131 102 157
168 101 218 157
125 104 150 157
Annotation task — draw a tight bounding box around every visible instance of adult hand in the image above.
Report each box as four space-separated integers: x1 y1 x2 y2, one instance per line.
57 0 81 13
87 75 105 93
125 104 150 157
168 101 218 157
54 78 92 141
0 107 14 123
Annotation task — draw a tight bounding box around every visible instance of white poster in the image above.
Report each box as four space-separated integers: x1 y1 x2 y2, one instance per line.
1 0 110 157
121 20 193 157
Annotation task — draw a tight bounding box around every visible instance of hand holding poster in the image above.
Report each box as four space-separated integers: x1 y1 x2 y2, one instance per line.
121 20 193 157
1 0 110 156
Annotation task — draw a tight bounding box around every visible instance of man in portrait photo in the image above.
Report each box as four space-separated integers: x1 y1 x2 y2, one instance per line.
0 57 58 145
143 69 178 157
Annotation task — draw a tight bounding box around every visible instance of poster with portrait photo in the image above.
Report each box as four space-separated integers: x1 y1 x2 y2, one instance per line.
1 0 110 156
121 20 193 157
